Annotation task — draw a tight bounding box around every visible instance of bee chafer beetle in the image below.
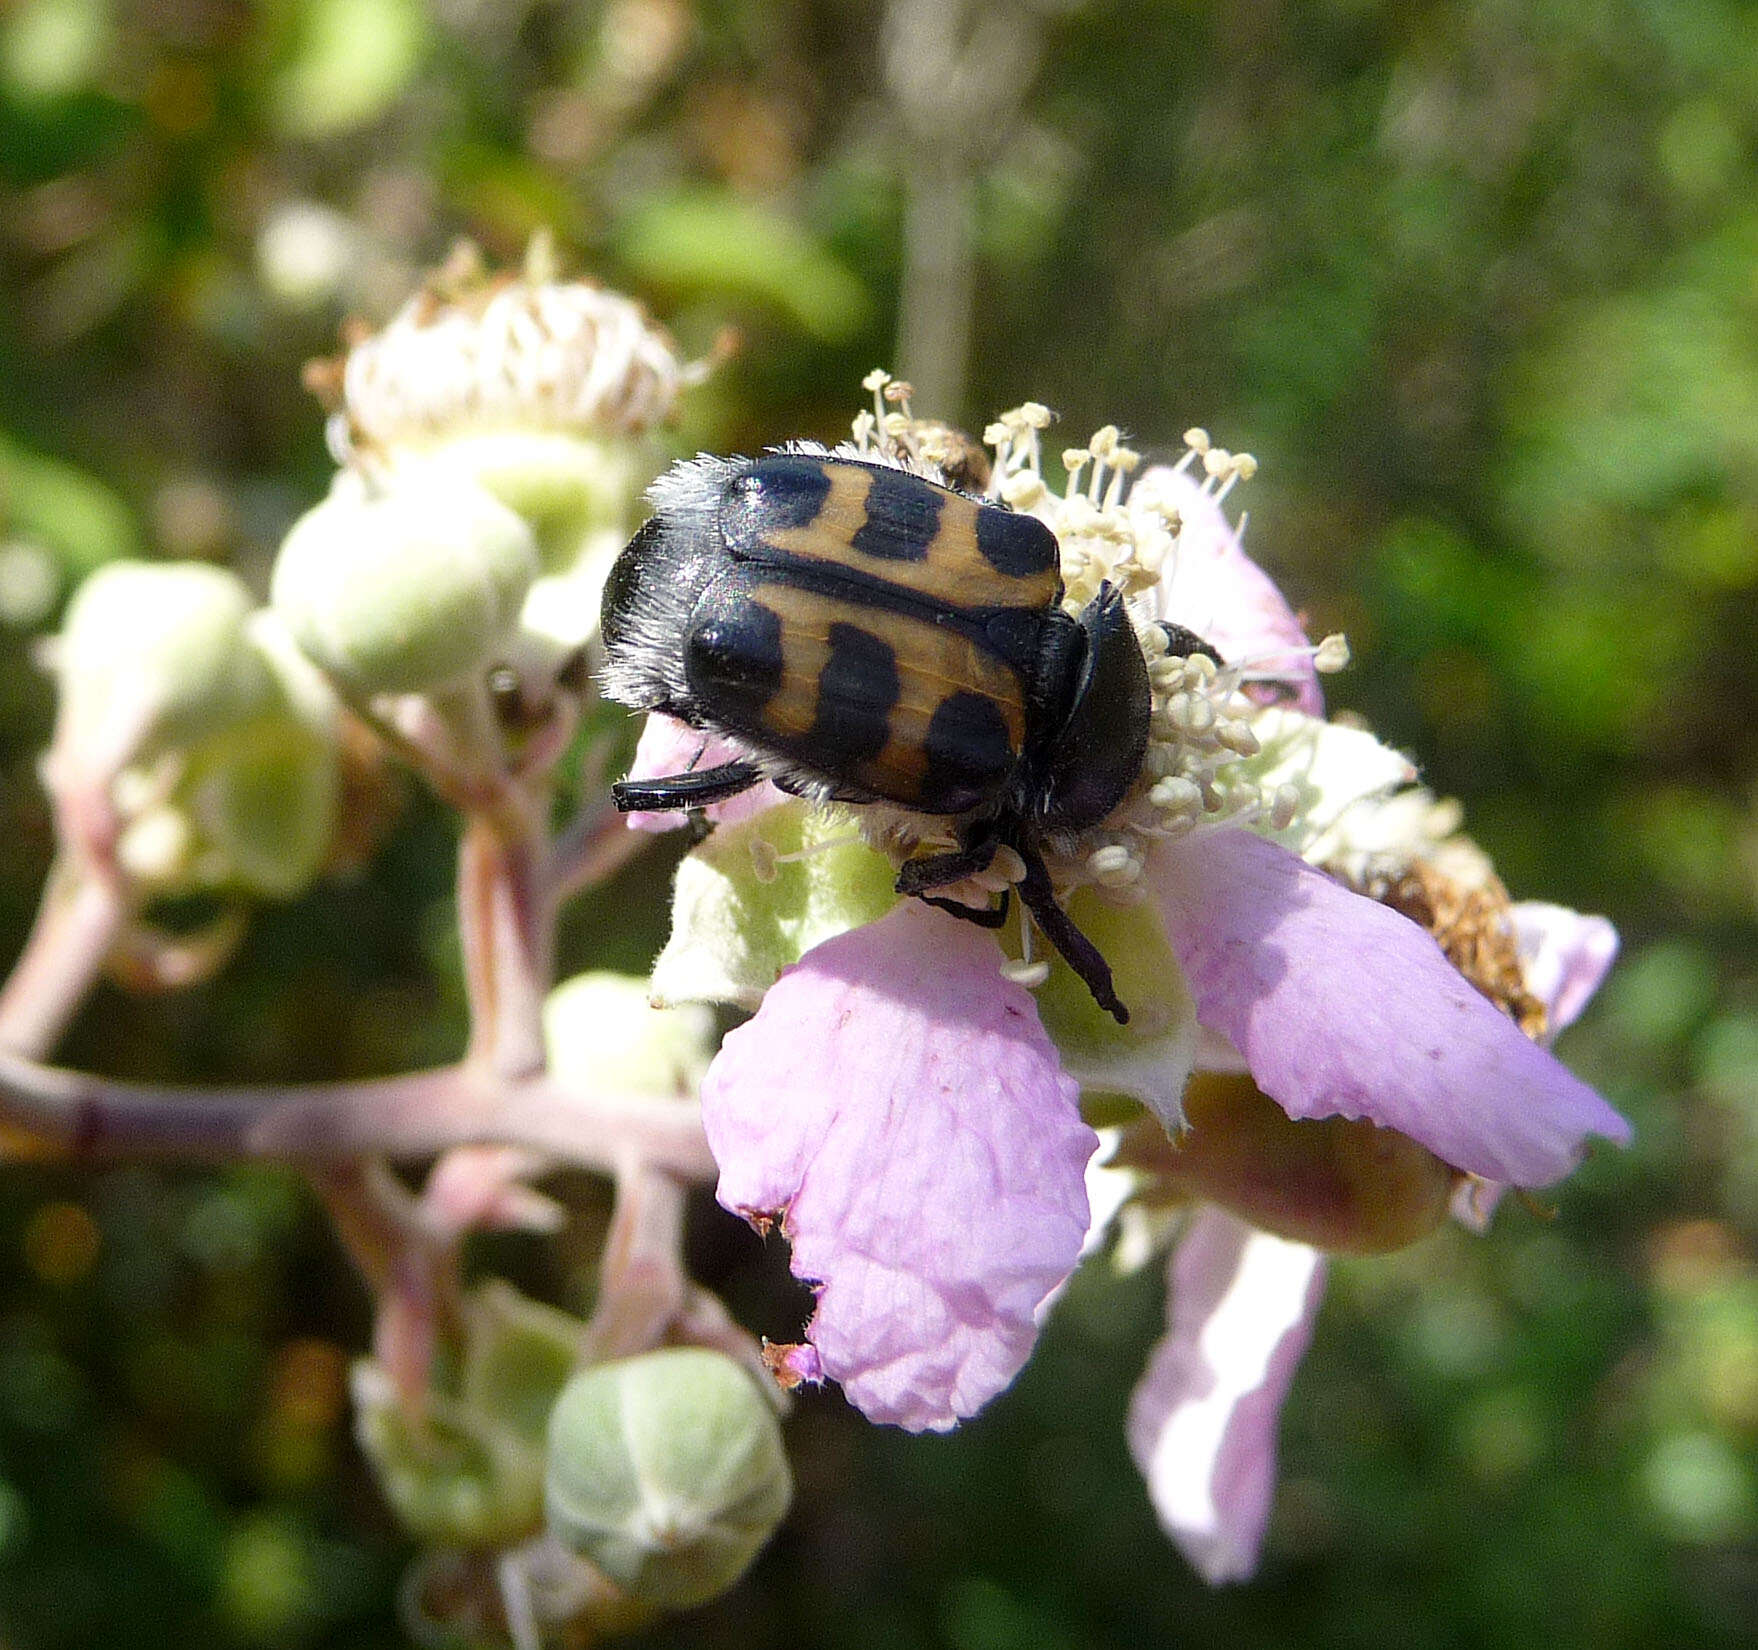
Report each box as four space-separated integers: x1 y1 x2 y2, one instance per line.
601 449 1212 1025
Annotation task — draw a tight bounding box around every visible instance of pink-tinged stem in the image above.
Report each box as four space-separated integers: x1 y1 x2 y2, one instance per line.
313 1159 462 1411
584 1163 689 1360
459 805 553 1080
0 1054 716 1180
548 798 653 902
0 857 129 1059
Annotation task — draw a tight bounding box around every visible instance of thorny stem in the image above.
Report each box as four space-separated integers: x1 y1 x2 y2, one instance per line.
0 1053 717 1179
0 856 129 1059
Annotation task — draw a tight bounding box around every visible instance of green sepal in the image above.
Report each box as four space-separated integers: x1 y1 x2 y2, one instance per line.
650 801 899 1009
1023 888 1198 1133
351 1365 547 1550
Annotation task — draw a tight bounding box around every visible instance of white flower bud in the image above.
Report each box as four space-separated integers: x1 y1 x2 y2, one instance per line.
56 561 274 769
543 973 716 1100
545 1348 792 1608
271 474 538 695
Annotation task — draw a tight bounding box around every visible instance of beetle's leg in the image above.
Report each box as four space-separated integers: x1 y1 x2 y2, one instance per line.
612 761 764 813
896 829 1011 929
893 834 999 895
1015 842 1129 1025
918 889 1012 930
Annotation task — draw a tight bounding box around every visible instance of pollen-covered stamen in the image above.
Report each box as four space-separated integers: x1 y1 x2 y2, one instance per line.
1220 630 1351 699
970 409 1324 911
848 370 993 491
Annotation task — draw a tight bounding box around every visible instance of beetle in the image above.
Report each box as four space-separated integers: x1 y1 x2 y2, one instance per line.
600 449 1218 1026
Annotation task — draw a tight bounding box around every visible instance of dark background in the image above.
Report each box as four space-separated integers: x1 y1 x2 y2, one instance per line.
0 1 1753 1645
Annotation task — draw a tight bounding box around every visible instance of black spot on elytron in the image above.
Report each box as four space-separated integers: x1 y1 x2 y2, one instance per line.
975 504 1059 579
921 690 1017 814
683 596 785 724
724 456 832 555
801 623 900 767
850 466 940 561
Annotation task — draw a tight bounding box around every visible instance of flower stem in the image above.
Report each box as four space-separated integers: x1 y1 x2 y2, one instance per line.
0 1053 716 1179
548 796 653 901
459 802 553 1079
585 1163 689 1360
0 856 129 1059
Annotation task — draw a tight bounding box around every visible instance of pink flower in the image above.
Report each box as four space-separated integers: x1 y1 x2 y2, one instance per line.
1127 897 1620 1580
622 714 785 833
627 412 1629 1565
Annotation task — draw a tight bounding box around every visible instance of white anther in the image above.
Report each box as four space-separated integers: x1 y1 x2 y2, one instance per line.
748 837 779 884
1169 693 1217 736
1151 776 1203 815
1183 427 1211 454
1000 472 1049 509
1216 719 1260 757
1001 959 1052 989
1270 783 1301 831
988 844 1028 884
1087 844 1137 886
1315 633 1352 672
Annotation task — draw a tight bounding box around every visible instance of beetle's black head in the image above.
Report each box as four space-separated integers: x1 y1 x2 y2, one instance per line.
1029 583 1152 836
598 456 746 715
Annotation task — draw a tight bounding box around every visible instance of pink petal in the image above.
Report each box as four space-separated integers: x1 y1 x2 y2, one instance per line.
1132 466 1322 714
1448 905 1617 1234
1148 828 1631 1186
1509 902 1619 1038
1127 1207 1325 1583
701 901 1097 1431
622 713 786 832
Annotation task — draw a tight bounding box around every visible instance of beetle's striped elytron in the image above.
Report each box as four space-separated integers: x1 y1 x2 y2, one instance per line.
601 451 1211 1024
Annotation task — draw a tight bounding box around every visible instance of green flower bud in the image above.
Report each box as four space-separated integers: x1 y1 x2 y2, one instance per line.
55 571 341 900
56 560 275 768
352 1363 547 1550
173 710 336 899
544 972 717 1099
544 1348 792 1609
271 473 538 695
461 1282 587 1453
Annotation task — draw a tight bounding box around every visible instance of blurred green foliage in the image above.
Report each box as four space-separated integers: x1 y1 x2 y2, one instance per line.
0 0 1754 1645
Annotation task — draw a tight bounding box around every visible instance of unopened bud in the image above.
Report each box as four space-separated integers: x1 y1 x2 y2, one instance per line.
544 972 716 1100
272 474 538 695
544 1348 792 1608
352 1362 547 1548
56 561 274 769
